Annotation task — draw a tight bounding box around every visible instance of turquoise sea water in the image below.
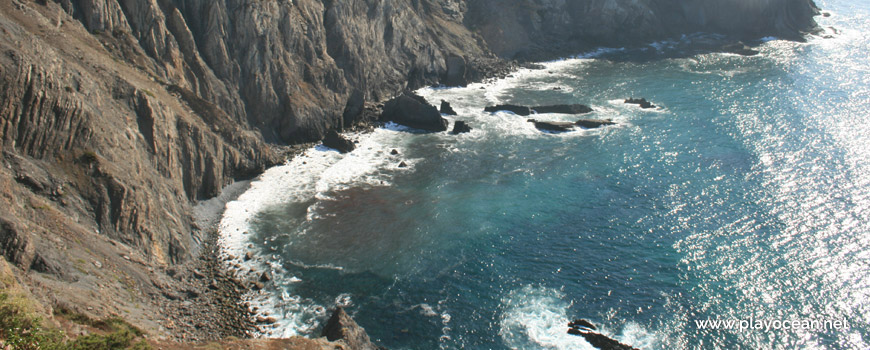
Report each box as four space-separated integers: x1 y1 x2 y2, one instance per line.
219 1 870 348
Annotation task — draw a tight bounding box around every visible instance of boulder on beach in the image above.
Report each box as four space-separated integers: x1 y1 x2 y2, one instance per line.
527 119 575 132
624 98 655 109
440 100 458 115
575 119 615 129
533 104 593 114
322 130 355 153
484 104 532 116
381 92 448 132
451 121 472 134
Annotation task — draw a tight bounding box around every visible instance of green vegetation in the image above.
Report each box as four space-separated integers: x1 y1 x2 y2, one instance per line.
0 292 64 350
0 294 151 350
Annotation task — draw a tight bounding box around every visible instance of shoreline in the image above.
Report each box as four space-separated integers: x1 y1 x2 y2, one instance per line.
199 33 825 342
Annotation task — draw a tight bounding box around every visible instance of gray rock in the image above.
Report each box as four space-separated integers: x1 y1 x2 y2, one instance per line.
322 130 356 154
444 55 468 87
528 119 576 132
533 104 593 115
451 121 473 134
381 92 448 132
485 104 532 116
625 98 656 109
575 119 616 129
440 100 458 116
322 307 382 350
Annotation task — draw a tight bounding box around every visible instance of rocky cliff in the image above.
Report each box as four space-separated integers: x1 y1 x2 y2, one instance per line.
0 0 819 343
467 0 821 59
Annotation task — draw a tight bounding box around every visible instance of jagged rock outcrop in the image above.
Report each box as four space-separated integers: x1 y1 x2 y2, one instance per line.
440 100 458 115
451 120 472 134
322 307 384 350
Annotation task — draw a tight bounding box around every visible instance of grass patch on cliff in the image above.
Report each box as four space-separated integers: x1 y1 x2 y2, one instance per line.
0 292 64 349
0 294 152 350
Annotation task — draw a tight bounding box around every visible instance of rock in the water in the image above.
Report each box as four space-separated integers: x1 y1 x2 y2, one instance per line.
381 92 448 132
321 307 382 350
569 319 598 330
398 161 408 168
533 104 593 114
484 104 532 116
575 119 616 129
528 119 576 132
322 130 356 154
568 329 639 350
390 149 400 155
721 41 760 56
452 121 473 134
259 271 271 282
440 100 458 115
568 320 638 350
624 98 656 109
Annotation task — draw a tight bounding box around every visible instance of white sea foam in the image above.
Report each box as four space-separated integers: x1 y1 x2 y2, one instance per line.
218 125 416 336
499 286 659 350
499 285 595 350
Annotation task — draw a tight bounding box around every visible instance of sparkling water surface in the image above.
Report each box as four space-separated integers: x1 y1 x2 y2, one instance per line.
219 1 870 348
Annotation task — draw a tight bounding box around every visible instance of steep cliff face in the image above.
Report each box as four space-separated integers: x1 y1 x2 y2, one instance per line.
466 0 820 59
53 0 487 144
0 0 819 341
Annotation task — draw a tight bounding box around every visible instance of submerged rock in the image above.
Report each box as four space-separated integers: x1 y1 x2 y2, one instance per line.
721 41 760 56
322 130 356 154
575 119 616 129
624 98 656 109
527 119 576 132
440 100 458 115
381 92 448 132
533 104 593 114
322 307 383 350
451 121 472 134
484 104 532 116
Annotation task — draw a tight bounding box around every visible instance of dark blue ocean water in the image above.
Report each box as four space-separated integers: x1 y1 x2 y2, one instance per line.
219 1 870 348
